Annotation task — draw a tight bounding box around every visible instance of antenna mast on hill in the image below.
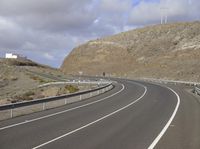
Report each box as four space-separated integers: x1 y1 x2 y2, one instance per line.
160 7 169 24
160 0 169 24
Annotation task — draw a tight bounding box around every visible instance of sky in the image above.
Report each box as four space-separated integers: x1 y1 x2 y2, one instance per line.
0 0 199 67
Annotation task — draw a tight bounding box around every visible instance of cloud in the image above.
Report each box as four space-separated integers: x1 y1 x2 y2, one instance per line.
0 0 96 33
129 1 161 25
0 0 199 67
44 52 55 60
0 17 26 49
100 0 132 13
0 0 97 67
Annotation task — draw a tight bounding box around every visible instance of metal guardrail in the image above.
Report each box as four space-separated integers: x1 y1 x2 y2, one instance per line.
139 78 200 96
0 82 113 120
38 81 111 88
140 78 200 86
194 87 200 95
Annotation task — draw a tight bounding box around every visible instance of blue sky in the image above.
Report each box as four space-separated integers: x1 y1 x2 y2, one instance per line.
0 0 199 67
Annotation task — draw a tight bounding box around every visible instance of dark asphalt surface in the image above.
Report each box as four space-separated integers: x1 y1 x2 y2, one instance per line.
0 79 199 149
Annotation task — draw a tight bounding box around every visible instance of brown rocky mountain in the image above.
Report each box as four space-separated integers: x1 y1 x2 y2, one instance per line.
61 22 200 82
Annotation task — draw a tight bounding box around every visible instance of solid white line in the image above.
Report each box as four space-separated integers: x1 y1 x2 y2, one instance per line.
32 83 147 149
0 84 125 131
148 87 180 149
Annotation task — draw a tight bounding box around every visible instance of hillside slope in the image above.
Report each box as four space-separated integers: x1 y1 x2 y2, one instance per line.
0 58 70 104
61 22 200 82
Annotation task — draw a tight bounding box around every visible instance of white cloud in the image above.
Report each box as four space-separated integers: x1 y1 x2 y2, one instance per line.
94 18 99 24
44 52 55 60
129 1 161 25
0 17 15 30
100 0 132 13
0 0 96 33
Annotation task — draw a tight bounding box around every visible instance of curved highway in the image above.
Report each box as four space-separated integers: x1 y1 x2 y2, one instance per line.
0 79 199 149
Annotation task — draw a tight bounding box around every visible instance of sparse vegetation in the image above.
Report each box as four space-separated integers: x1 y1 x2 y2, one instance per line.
29 75 50 84
24 91 35 96
14 91 35 101
65 85 79 93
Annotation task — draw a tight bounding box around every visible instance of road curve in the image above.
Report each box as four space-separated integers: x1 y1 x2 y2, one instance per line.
0 79 199 149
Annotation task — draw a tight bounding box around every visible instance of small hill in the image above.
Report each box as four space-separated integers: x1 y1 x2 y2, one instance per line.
0 58 69 104
61 21 200 82
0 58 41 67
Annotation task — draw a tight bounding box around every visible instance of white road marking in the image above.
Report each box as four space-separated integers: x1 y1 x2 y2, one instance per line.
32 83 147 149
148 87 180 149
0 84 125 131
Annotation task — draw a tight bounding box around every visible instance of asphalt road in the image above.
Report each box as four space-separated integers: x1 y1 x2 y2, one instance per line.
0 79 199 149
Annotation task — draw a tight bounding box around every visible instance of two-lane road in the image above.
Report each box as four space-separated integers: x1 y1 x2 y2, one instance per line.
0 79 199 149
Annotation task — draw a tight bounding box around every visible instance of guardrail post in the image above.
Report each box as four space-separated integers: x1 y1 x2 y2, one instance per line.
195 89 198 95
43 102 46 110
65 99 67 104
10 108 13 118
80 95 82 100
90 92 92 97
10 105 15 118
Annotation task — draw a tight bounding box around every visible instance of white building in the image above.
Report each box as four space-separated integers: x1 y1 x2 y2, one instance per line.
5 53 18 59
5 53 26 59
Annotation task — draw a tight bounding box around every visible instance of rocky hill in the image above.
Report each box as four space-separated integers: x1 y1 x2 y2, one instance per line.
0 58 71 104
0 58 41 67
61 21 200 82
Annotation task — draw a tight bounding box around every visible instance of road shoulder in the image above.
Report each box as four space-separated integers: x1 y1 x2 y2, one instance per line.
155 85 200 149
